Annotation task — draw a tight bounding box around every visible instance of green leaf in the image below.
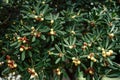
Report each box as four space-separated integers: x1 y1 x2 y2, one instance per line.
51 36 54 41
86 75 91 80
21 51 25 61
55 44 61 52
17 64 24 71
28 51 32 57
41 35 46 40
55 58 61 64
105 38 109 49
15 42 21 48
22 32 31 36
106 70 120 77
32 36 36 42
2 67 10 75
10 42 18 47
2 0 9 3
78 72 85 80
13 50 19 54
107 58 113 65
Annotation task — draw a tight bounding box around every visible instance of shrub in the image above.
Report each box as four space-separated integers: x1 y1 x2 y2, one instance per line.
0 0 120 80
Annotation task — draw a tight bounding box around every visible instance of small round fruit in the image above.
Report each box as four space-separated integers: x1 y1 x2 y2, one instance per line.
20 48 24 52
50 20 54 24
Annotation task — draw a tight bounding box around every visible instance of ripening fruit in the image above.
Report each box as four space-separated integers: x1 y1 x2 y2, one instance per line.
58 53 64 57
87 53 97 62
109 50 113 54
91 57 95 61
33 32 37 36
71 30 76 34
69 45 73 49
82 45 87 50
20 47 24 52
109 22 113 26
42 1 45 4
40 14 43 17
31 27 35 30
89 70 94 75
14 64 17 68
55 68 61 75
34 15 38 19
57 71 61 75
88 43 92 47
48 51 54 55
72 57 81 66
108 33 114 38
85 67 94 75
41 18 44 21
0 62 4 66
7 60 17 69
49 29 56 35
25 47 29 50
23 40 26 43
50 20 54 24
17 37 20 40
106 50 113 56
28 68 38 79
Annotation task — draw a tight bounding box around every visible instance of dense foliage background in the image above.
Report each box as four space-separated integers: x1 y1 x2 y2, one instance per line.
0 0 120 80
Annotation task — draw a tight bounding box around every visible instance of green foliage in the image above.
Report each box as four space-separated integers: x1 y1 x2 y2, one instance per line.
0 0 120 80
